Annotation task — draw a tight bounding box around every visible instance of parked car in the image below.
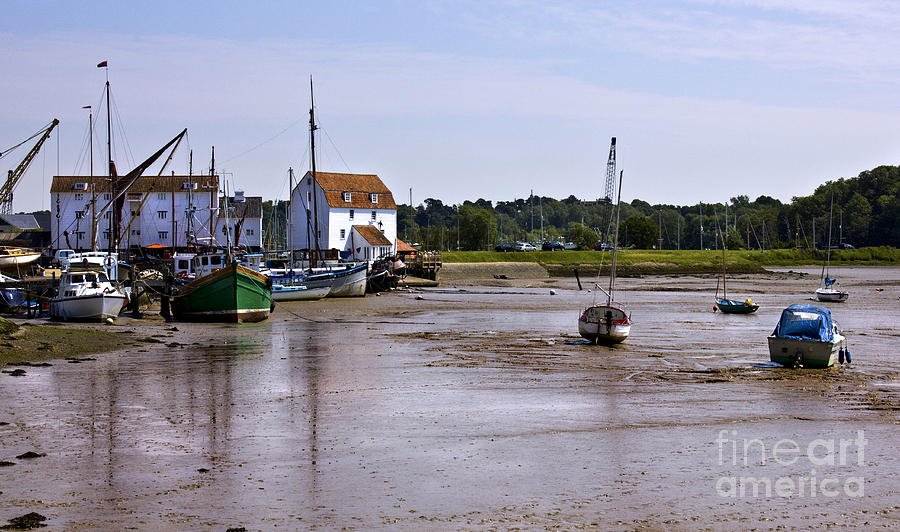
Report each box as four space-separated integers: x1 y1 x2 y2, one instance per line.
564 242 578 250
515 242 536 251
593 242 613 251
541 241 564 251
53 249 75 267
494 242 515 252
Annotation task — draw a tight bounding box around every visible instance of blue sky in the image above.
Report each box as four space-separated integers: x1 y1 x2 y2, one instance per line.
3 0 900 213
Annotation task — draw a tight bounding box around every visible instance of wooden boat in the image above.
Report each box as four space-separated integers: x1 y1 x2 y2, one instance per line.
0 247 41 269
579 169 631 344
49 266 127 321
714 235 759 314
768 304 846 368
171 261 271 323
816 192 848 302
322 263 367 297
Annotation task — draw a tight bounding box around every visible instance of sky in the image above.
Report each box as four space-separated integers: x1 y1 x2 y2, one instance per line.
3 0 900 214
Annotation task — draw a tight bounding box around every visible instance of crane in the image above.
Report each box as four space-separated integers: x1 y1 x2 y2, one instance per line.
603 137 616 204
0 118 59 215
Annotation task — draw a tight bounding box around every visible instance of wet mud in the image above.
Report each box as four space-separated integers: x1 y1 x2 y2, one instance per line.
0 266 898 529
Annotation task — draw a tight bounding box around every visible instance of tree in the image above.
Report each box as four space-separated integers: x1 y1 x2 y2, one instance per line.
566 222 597 249
458 204 497 250
621 215 657 248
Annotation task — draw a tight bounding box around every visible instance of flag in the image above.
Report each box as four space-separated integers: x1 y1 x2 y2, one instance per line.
97 61 108 68
82 105 91 109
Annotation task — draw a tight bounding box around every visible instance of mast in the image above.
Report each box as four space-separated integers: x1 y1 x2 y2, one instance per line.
309 77 320 268
84 105 97 250
822 190 835 285
289 167 295 271
103 63 115 253
608 170 624 305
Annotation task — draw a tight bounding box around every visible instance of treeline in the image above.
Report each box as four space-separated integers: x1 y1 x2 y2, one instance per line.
262 164 900 251
395 165 900 251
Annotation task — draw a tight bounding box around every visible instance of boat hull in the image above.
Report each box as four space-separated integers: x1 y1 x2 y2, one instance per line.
0 249 41 269
271 284 330 301
579 304 631 344
50 292 127 321
815 288 848 302
171 262 271 323
324 264 368 297
716 298 760 314
767 333 844 368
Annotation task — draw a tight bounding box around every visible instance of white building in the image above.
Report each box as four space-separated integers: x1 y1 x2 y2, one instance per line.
213 192 263 251
50 174 242 251
290 171 397 261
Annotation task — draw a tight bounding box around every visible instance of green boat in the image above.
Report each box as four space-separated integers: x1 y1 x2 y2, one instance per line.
714 231 759 314
171 261 272 323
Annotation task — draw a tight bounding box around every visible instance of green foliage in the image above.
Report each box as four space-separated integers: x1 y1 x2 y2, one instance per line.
393 164 900 252
566 222 597 249
621 215 657 248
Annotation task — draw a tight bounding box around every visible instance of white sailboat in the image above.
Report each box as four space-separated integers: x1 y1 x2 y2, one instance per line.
815 192 848 302
578 170 632 344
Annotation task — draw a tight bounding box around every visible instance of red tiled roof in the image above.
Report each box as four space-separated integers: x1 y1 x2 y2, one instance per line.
395 238 415 252
51 175 219 194
306 171 397 209
352 224 392 246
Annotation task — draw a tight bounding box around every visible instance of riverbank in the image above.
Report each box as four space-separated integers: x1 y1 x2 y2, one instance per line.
442 246 900 274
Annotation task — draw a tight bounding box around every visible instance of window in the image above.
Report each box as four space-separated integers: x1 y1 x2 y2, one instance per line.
158 231 168 240
349 209 354 220
130 229 140 236
104 193 112 200
102 231 110 239
75 231 85 239
157 193 167 200
307 191 311 204
75 211 85 219
340 229 346 239
130 209 140 217
74 193 84 201
182 182 197 190
103 212 110 220
370 193 378 204
245 229 254 236
371 210 377 221
157 211 167 219
127 193 142 201
343 191 351 202
73 182 88 191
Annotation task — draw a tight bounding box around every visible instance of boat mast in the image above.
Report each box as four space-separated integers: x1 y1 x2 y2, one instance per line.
608 170 623 305
309 77 321 268
822 190 835 285
85 105 98 251
103 63 115 254
289 167 295 272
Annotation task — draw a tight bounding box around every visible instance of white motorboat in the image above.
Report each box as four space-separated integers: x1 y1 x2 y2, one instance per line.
767 304 847 368
50 267 127 321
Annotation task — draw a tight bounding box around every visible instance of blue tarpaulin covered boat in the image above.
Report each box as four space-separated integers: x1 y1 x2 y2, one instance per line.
768 304 846 368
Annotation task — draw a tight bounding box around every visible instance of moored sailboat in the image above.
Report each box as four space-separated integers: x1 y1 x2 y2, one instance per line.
579 170 631 344
815 191 848 302
714 228 759 314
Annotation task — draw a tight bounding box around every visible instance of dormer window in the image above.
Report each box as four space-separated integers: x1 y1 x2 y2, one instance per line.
370 193 378 204
343 191 351 202
182 182 198 190
73 182 88 191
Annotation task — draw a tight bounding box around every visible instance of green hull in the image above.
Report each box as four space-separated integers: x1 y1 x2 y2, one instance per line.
716 298 760 314
172 262 271 323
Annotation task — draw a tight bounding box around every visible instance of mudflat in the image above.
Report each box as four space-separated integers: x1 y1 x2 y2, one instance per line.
0 266 898 529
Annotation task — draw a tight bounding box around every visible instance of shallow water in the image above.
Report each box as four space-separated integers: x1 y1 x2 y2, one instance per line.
0 267 898 529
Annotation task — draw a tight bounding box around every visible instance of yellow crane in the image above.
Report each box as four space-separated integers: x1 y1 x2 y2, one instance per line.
0 118 59 214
